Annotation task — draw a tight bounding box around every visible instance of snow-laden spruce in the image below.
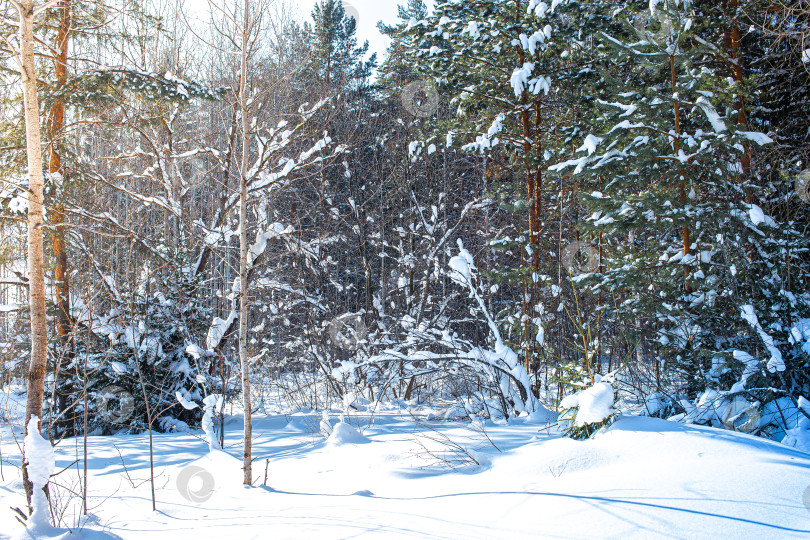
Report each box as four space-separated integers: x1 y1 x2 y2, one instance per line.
561 381 616 427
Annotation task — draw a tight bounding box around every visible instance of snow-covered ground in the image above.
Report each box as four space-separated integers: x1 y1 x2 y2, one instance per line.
1 386 809 539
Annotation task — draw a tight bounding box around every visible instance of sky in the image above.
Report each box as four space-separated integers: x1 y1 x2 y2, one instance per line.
184 1 434 59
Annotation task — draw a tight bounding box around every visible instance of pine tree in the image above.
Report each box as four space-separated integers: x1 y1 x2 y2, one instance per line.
377 0 429 89
553 0 808 419
389 0 637 399
304 0 376 93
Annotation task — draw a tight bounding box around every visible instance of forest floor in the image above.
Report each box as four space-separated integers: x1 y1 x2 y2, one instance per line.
1 386 809 539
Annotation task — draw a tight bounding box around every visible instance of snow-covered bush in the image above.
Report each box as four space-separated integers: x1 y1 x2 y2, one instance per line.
641 393 676 419
559 378 618 439
671 313 810 446
52 273 212 435
331 242 551 421
781 397 810 452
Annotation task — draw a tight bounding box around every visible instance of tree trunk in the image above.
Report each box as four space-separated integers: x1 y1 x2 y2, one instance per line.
49 0 71 437
514 1 542 375
239 0 253 486
669 54 692 292
722 0 751 178
50 0 70 342
16 0 50 508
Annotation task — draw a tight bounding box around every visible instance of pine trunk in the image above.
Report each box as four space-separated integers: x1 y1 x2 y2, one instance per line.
515 0 541 376
50 0 70 342
722 0 751 178
49 1 71 437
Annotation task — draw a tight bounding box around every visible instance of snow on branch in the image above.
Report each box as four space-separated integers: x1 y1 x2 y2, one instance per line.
740 305 786 373
24 416 55 533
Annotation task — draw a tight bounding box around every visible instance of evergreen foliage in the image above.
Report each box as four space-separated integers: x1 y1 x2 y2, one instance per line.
0 0 807 447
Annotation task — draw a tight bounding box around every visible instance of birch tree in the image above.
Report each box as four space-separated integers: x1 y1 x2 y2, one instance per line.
7 0 58 511
237 0 255 486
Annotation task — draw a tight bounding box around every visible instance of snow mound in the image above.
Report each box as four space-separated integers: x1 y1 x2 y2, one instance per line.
284 419 308 432
172 449 245 504
494 436 619 480
327 422 369 446
4 406 810 538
